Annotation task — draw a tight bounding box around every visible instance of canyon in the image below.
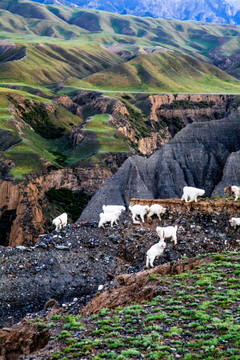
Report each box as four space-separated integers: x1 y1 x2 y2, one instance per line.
1 92 237 247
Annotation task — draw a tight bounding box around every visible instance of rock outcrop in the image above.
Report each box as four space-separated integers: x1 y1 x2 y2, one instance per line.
0 166 111 247
141 94 235 124
80 109 240 222
1 92 238 246
57 91 238 156
0 319 49 359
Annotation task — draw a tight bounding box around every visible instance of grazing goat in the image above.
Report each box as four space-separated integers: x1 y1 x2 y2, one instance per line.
52 213 68 230
181 186 205 203
129 204 150 224
156 225 178 245
98 210 121 228
229 217 240 229
102 205 126 213
146 239 166 268
147 204 166 221
224 185 240 202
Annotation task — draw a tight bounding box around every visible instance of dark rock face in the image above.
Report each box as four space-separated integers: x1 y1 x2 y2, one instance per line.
80 110 240 222
0 129 20 152
213 151 240 195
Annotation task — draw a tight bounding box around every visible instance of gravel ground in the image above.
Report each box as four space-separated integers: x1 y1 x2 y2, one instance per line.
0 209 239 328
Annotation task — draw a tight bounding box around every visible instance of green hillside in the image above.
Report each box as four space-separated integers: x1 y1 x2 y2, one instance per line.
2 0 240 178
77 51 240 93
31 251 240 360
0 42 122 87
1 0 240 93
1 0 240 71
0 89 83 179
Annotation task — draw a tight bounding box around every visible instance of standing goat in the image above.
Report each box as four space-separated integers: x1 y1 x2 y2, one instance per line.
156 225 178 245
181 186 205 203
146 239 166 268
129 205 150 224
229 217 240 229
52 213 68 230
147 204 166 221
102 205 126 213
224 186 240 202
98 210 121 228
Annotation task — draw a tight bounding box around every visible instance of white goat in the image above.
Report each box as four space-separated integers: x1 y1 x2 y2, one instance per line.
102 205 126 213
181 186 205 203
229 217 240 229
156 225 178 245
129 205 150 224
224 186 240 201
147 204 166 221
146 239 166 268
52 213 68 230
98 210 121 228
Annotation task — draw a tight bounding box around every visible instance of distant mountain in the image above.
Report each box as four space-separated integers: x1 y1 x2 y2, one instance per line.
30 0 240 25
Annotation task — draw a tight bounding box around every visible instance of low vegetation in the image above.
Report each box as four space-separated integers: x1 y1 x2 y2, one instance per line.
30 252 240 359
81 52 240 93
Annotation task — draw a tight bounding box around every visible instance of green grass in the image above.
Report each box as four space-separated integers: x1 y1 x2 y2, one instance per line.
2 0 240 92
85 114 129 153
0 90 83 178
4 150 44 179
80 52 240 93
3 0 240 177
33 252 240 360
62 114 129 166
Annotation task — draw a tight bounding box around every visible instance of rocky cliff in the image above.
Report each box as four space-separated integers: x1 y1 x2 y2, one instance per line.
0 91 238 246
80 108 240 222
0 166 111 247
57 92 238 156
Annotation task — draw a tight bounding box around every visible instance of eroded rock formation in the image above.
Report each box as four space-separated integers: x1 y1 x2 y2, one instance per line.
1 92 238 246
0 166 111 247
80 109 240 222
0 319 49 359
57 91 238 156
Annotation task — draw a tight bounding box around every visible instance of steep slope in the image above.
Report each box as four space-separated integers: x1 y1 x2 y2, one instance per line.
0 42 122 87
79 51 240 93
2 0 240 81
30 0 240 25
80 109 240 221
1 203 240 328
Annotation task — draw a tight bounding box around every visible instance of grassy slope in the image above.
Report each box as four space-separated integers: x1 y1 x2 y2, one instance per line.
0 42 122 87
59 114 129 165
0 89 82 179
1 0 240 93
78 52 240 93
2 0 240 177
32 251 240 360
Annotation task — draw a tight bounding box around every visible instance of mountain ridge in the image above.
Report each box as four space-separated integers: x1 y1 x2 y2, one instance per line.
30 0 240 25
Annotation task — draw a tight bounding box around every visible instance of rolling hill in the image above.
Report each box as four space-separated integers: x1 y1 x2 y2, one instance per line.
1 0 240 181
78 51 240 93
